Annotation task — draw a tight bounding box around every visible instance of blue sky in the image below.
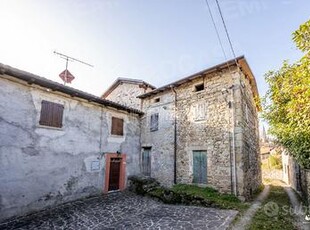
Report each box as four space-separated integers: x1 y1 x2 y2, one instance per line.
0 0 309 98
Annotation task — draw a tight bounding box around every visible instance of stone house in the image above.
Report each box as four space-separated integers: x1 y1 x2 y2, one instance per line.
0 56 260 221
105 56 261 199
101 77 155 110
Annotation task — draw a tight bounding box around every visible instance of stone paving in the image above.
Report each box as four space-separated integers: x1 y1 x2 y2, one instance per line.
0 192 238 230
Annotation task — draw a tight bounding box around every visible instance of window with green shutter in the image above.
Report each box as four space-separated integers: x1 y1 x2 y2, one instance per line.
39 100 64 128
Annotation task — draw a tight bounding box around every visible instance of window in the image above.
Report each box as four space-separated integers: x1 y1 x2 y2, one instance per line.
142 147 151 176
194 83 204 92
39 100 64 128
153 97 160 103
111 117 124 136
245 103 249 122
150 113 159 132
193 102 207 121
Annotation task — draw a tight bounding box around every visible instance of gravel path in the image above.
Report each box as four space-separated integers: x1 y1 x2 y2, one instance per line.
0 192 238 230
284 186 310 230
231 185 270 230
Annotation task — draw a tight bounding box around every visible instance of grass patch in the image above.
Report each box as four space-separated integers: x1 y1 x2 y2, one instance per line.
248 185 297 230
172 184 249 212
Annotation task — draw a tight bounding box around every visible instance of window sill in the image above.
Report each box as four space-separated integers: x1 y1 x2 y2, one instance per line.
150 129 158 132
193 90 205 94
37 125 64 131
110 134 124 138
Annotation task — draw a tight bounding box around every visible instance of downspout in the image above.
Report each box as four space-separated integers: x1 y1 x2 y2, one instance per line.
230 85 238 196
171 86 177 184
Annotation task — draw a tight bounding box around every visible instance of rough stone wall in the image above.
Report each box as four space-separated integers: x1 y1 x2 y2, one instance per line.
0 76 141 221
175 69 234 194
105 82 153 110
282 152 309 201
140 92 175 186
141 67 261 199
238 71 261 199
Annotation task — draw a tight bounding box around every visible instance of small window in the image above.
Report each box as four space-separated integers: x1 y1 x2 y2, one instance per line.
111 117 124 136
150 113 159 132
39 100 64 128
153 98 160 103
195 83 204 92
245 103 249 122
193 102 207 121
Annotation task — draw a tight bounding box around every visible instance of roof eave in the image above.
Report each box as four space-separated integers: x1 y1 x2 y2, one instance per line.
137 56 245 99
0 63 143 115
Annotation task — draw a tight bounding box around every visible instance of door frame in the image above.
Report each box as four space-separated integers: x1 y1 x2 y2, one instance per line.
104 153 126 193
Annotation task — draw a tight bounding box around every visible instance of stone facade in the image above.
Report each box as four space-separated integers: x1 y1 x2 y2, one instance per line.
139 64 261 200
102 78 154 110
0 74 141 221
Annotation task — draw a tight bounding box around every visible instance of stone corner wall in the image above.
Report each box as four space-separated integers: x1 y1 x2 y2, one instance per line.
234 71 261 199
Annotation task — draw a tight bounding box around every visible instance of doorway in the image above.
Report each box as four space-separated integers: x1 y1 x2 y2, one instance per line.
104 153 126 193
193 150 207 184
142 147 151 176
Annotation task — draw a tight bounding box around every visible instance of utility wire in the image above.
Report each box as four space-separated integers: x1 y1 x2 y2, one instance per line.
204 0 235 73
204 0 228 61
215 0 238 65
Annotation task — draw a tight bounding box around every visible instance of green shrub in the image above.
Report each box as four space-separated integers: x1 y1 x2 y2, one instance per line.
268 155 282 169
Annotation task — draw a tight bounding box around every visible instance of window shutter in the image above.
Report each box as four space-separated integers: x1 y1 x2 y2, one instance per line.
111 117 124 136
150 113 159 131
39 100 52 126
53 104 64 128
39 100 64 128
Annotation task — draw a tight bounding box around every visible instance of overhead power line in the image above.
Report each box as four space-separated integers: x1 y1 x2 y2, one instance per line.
204 0 228 61
214 0 238 64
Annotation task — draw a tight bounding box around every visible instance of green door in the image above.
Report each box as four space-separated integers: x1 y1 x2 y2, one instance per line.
193 151 207 184
142 147 151 176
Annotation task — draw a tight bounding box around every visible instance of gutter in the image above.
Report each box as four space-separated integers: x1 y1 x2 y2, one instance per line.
171 86 177 184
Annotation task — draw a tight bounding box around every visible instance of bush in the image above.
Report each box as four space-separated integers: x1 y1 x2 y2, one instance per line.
268 155 282 169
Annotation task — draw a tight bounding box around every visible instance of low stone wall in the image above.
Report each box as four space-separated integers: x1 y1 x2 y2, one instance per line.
262 169 283 181
128 175 218 207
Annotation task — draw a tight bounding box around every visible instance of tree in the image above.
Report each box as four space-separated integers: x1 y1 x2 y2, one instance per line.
263 19 310 168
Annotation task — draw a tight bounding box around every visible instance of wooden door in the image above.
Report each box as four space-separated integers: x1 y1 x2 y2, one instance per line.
142 148 151 176
108 158 121 191
193 151 207 184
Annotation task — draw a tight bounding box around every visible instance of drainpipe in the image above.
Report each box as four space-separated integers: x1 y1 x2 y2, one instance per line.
171 86 177 184
230 85 238 196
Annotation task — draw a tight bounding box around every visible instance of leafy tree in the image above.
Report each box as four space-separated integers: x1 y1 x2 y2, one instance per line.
263 19 310 168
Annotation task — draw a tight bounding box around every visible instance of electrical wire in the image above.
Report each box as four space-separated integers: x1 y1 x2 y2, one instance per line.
204 0 228 61
215 0 238 65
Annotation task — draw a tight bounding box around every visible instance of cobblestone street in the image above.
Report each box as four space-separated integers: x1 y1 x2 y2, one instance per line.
0 192 238 230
